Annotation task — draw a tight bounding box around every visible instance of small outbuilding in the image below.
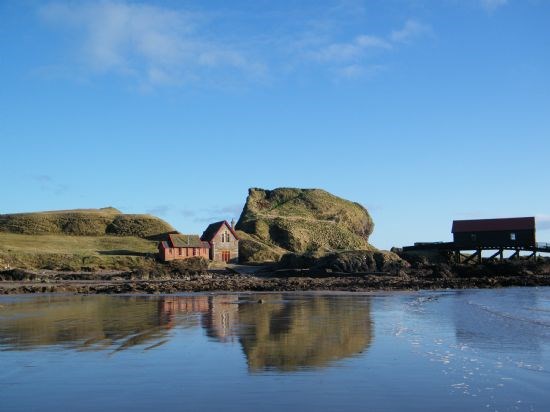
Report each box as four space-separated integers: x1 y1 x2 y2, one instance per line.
158 233 210 261
451 217 536 249
201 220 240 263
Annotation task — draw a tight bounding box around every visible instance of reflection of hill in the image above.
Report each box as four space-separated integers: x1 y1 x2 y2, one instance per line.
0 296 171 351
237 295 373 371
0 294 375 369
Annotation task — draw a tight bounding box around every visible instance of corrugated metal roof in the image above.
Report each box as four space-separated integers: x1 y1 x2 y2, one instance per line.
452 217 535 233
168 233 210 248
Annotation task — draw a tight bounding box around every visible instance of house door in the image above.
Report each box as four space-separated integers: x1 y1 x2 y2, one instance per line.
221 251 231 262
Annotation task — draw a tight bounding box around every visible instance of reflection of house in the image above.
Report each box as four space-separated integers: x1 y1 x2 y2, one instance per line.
201 221 239 263
202 295 239 342
161 296 210 315
158 295 239 342
158 234 210 261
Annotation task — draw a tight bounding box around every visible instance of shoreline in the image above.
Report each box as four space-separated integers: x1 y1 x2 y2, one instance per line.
2 272 550 295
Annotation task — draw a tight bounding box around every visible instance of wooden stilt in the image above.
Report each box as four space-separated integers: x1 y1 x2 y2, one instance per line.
487 250 501 261
455 250 461 264
464 250 481 264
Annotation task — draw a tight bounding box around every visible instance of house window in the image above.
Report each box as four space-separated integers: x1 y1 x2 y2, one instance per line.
510 232 517 241
193 248 197 256
179 248 182 256
221 231 230 242
470 234 477 242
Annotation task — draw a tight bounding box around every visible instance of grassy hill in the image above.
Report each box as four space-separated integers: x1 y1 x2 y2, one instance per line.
0 208 174 271
0 207 174 238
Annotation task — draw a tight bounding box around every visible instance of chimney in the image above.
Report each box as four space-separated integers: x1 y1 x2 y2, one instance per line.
231 219 236 229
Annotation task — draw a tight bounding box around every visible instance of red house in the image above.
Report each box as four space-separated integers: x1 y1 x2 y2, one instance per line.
452 217 536 248
158 233 210 261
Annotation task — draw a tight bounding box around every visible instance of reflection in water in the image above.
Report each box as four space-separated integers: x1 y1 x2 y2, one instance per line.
237 295 373 371
0 296 175 352
3 290 550 412
202 295 240 342
0 294 373 371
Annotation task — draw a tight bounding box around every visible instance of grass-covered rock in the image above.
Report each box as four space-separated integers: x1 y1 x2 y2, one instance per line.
235 231 287 263
236 188 377 263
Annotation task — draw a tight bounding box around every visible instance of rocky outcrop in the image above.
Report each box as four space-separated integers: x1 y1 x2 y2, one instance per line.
236 188 377 263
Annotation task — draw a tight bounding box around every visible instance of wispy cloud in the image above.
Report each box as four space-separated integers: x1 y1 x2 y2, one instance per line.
536 215 550 231
390 20 432 44
192 204 244 224
334 64 386 80
146 205 171 217
310 35 391 62
305 19 432 80
31 175 69 195
38 1 265 88
36 1 433 86
146 205 199 218
145 203 242 223
480 0 508 12
180 209 197 218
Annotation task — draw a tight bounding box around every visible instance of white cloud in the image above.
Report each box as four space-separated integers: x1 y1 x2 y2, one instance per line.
38 1 264 87
480 0 508 12
390 20 432 44
37 2 433 86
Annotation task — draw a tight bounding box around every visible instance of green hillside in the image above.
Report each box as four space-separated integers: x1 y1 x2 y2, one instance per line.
0 208 174 271
0 207 174 238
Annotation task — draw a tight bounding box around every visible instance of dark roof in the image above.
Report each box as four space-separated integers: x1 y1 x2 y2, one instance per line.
452 217 535 233
167 233 210 248
201 220 239 242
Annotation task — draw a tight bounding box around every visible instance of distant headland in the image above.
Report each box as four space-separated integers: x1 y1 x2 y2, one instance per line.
1 187 549 294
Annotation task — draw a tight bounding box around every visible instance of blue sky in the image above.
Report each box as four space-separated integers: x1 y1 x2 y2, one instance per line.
1 0 549 249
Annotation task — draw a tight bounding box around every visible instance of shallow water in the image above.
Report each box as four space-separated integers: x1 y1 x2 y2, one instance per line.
1 288 549 411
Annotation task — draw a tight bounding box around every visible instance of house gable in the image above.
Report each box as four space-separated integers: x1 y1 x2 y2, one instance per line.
201 221 239 243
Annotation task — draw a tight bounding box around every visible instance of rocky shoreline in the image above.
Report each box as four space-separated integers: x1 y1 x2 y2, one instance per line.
1 256 549 295
2 268 550 295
